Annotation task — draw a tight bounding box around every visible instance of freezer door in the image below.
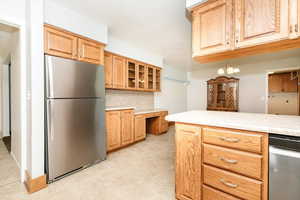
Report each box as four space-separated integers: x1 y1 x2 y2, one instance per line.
47 98 106 181
45 55 105 98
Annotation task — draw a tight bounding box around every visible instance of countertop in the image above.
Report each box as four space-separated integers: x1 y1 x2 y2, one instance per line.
105 107 167 114
135 109 168 115
105 106 135 111
166 110 300 137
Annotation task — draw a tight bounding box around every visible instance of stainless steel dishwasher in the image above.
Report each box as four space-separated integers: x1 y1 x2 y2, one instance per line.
269 134 300 200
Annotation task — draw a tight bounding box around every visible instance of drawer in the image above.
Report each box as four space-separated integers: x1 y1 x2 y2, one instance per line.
203 185 241 200
203 128 263 153
203 144 262 180
203 165 262 200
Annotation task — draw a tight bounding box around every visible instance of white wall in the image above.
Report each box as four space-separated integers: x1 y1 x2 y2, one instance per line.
187 54 300 113
10 31 22 169
0 1 26 26
106 36 163 67
155 65 188 114
44 0 108 44
1 64 10 139
186 0 207 8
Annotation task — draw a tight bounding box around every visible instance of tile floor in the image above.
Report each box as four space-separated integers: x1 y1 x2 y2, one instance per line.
0 128 175 200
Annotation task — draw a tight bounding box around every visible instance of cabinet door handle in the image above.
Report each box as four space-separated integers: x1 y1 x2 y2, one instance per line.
220 157 238 164
219 136 240 143
220 179 238 188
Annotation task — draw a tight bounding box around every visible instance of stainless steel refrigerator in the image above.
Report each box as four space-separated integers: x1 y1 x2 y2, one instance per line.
45 55 106 183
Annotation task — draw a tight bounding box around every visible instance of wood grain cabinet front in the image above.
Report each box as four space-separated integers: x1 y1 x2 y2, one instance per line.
44 25 78 59
192 0 233 57
175 124 201 200
106 109 134 152
121 110 134 146
44 24 105 65
112 55 126 89
106 111 122 152
78 38 104 65
134 115 146 142
104 52 113 88
234 0 289 48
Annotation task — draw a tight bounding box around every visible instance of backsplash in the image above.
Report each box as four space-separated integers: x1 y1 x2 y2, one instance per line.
105 90 154 110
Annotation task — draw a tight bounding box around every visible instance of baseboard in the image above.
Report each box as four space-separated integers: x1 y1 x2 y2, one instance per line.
24 170 47 194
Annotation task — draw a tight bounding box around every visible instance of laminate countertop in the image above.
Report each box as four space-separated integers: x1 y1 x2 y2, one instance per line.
135 109 168 115
105 106 135 111
166 110 300 137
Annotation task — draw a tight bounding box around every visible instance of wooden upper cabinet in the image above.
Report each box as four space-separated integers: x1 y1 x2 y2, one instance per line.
175 124 201 200
104 52 113 88
147 66 156 91
113 55 126 89
121 110 134 146
269 72 298 93
126 60 137 89
235 0 289 48
106 111 122 152
137 63 147 90
289 0 300 39
44 24 105 65
78 38 104 65
44 25 78 59
192 0 233 56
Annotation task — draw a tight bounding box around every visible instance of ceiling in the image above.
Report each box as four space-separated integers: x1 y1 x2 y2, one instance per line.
50 0 197 70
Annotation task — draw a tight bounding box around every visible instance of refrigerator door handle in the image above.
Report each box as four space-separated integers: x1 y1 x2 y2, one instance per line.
46 56 54 98
47 101 54 141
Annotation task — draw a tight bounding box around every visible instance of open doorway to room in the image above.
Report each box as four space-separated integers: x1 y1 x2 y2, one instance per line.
0 22 21 187
267 69 300 115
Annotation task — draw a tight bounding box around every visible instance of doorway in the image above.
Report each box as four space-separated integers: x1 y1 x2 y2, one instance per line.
268 70 300 115
0 22 21 186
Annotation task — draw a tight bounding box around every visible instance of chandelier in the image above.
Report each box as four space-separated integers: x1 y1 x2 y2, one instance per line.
217 64 240 75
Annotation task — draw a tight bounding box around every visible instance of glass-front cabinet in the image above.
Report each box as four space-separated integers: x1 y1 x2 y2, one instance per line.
155 68 161 91
207 76 239 112
137 63 146 90
126 60 137 89
147 66 155 91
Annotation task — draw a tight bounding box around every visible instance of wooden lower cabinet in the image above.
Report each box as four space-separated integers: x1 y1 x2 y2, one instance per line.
106 109 134 152
106 111 122 152
203 185 240 200
134 115 146 142
175 124 202 200
160 111 169 133
175 123 269 200
121 110 134 146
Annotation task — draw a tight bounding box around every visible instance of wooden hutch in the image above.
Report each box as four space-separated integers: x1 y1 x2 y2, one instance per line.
207 76 239 112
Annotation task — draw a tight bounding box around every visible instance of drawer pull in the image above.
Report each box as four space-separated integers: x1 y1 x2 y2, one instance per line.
220 179 238 188
219 136 240 143
220 157 238 164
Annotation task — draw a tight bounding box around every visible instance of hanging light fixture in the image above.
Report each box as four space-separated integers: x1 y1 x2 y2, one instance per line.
217 64 240 75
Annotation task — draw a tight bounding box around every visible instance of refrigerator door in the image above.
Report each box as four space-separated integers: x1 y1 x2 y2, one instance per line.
45 55 105 98
47 98 106 181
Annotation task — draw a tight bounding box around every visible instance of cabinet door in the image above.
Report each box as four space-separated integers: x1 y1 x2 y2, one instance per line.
78 38 104 65
235 0 289 48
155 68 161 92
104 52 113 88
113 56 126 89
160 112 169 133
44 25 78 59
282 73 298 92
134 115 146 141
192 0 233 56
121 110 134 146
106 111 121 152
176 124 201 200
137 63 147 90
269 74 283 93
147 66 156 91
126 60 137 89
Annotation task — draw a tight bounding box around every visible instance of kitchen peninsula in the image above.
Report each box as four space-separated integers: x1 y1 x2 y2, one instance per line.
166 110 300 200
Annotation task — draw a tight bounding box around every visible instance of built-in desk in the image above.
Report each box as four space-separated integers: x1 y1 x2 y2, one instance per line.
105 107 169 152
